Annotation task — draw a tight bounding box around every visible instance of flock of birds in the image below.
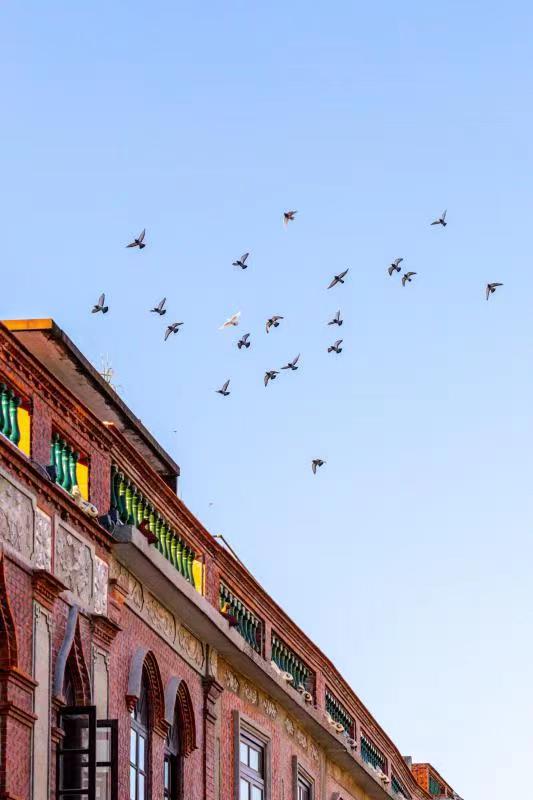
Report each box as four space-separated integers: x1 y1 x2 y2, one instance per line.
90 210 504 474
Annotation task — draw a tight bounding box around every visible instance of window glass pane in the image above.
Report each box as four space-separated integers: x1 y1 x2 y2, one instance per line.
240 741 248 765
138 773 145 800
96 765 112 800
251 786 263 800
59 757 89 790
96 727 111 763
61 714 90 750
130 729 137 764
130 765 136 800
138 734 145 769
164 759 169 789
240 778 250 800
249 747 260 773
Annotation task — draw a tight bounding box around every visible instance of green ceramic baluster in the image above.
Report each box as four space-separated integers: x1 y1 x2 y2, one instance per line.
162 524 170 559
131 490 139 526
169 534 178 567
1 387 10 436
0 385 5 432
187 549 194 584
148 507 156 534
175 538 183 576
125 481 135 524
61 443 71 491
154 516 163 552
118 475 128 522
8 395 20 445
110 466 119 511
68 451 79 492
52 435 62 486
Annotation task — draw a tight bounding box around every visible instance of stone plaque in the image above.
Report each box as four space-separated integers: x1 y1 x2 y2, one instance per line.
93 556 108 615
0 473 34 559
33 508 52 570
55 524 94 607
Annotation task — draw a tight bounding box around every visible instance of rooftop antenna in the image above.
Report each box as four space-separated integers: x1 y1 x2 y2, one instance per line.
213 534 246 567
99 354 122 393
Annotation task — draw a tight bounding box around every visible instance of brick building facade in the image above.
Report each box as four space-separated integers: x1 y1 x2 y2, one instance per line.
0 318 462 800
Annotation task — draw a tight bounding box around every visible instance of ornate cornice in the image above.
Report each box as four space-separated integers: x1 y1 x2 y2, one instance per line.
91 613 122 649
32 569 67 611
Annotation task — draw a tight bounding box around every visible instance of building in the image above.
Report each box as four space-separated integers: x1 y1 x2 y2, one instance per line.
0 318 461 800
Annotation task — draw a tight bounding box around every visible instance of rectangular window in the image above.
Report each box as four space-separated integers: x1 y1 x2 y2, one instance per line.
239 732 265 800
57 705 96 800
96 720 118 800
292 757 314 800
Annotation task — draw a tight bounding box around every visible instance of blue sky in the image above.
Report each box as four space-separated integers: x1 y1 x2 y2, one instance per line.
2 2 532 796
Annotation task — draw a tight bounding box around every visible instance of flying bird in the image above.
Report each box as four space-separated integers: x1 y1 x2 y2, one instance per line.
402 272 417 286
327 269 349 289
164 322 183 341
328 310 343 326
126 228 146 248
486 282 503 300
431 210 447 227
264 370 279 387
150 298 166 315
91 293 108 314
237 333 251 350
232 252 250 269
328 340 343 354
216 380 231 397
281 354 300 371
220 311 241 329
312 459 325 474
283 210 297 225
266 315 284 333
388 258 403 276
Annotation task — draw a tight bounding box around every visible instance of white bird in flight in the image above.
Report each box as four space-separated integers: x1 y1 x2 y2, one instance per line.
219 311 241 329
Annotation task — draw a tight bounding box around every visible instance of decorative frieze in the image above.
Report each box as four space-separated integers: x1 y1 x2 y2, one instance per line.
93 555 108 615
225 670 240 694
33 508 52 570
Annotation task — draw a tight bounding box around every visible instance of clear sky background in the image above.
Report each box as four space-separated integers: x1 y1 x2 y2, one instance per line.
2 3 532 797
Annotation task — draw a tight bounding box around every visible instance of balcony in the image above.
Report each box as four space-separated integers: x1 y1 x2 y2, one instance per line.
109 465 203 592
271 633 312 691
391 773 411 799
0 382 31 456
361 734 387 774
219 583 263 653
49 433 89 498
325 689 355 737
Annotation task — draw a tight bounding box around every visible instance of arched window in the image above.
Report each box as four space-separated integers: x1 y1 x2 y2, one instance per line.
130 671 150 800
164 701 181 800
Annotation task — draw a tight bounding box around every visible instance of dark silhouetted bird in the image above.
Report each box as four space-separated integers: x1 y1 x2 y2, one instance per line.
402 272 417 286
312 459 325 474
431 210 447 227
151 298 166 315
216 380 231 396
328 310 343 326
281 354 300 371
283 210 297 225
388 258 403 276
232 252 250 269
164 322 183 341
327 269 349 289
126 229 146 248
486 282 503 300
328 340 343 354
266 315 284 333
264 370 279 386
92 293 109 314
237 334 251 350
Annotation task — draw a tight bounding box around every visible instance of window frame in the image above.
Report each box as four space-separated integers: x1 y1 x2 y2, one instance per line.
96 719 118 800
57 704 97 800
233 712 271 800
292 756 315 800
130 678 150 800
163 705 182 800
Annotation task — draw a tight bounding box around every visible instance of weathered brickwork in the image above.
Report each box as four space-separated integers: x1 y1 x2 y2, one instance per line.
0 320 460 800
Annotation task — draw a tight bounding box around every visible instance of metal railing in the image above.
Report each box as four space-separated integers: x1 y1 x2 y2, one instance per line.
271 633 312 690
219 583 262 652
325 689 355 736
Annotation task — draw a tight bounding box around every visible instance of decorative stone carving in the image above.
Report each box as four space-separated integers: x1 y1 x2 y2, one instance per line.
225 670 240 694
55 524 93 607
295 728 307 749
0 474 34 559
93 556 108 615
128 574 144 610
284 716 295 736
177 624 205 669
310 742 319 762
242 682 258 705
208 647 218 678
262 697 277 719
145 592 175 642
33 508 52 570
